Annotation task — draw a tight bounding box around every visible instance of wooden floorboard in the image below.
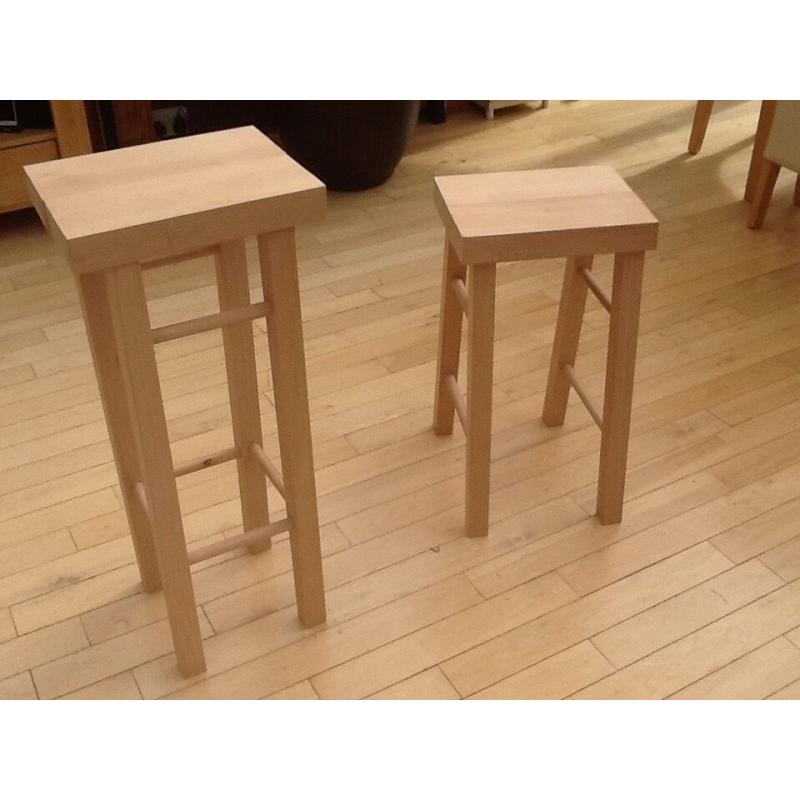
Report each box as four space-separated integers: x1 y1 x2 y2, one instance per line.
2 100 800 699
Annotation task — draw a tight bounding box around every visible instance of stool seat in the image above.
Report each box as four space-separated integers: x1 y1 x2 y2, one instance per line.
25 126 326 273
433 166 658 264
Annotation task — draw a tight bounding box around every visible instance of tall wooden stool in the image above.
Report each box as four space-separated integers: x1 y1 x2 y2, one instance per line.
432 166 659 538
24 127 327 677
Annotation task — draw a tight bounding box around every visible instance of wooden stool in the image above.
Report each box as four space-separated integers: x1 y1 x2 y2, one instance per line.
432 166 659 538
24 127 327 677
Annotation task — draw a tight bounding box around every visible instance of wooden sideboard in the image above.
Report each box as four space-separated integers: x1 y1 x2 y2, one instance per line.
0 100 93 214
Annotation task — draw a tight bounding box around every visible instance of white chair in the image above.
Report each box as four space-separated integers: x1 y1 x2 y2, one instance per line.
748 101 800 229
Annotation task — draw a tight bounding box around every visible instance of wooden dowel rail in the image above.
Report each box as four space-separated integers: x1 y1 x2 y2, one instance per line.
187 518 292 565
249 442 286 497
451 277 469 316
580 268 611 313
563 364 603 428
174 446 240 478
444 374 468 433
151 301 270 344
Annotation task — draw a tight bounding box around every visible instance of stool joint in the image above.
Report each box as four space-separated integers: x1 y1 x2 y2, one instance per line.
133 481 153 522
444 373 468 433
450 277 469 316
249 442 286 498
563 364 603 428
580 268 612 313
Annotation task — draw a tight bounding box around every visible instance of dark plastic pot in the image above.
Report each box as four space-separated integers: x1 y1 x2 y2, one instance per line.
279 101 420 191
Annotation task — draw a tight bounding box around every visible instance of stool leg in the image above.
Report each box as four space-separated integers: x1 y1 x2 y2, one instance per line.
107 263 206 677
433 240 467 435
215 239 271 554
597 251 645 524
465 263 497 538
257 229 326 627
77 271 161 593
542 254 594 427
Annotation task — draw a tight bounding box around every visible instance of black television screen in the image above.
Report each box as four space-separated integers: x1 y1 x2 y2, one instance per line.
0 101 19 128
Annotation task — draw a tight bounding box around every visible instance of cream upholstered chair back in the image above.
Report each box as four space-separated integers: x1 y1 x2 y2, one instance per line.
764 101 800 173
748 101 800 228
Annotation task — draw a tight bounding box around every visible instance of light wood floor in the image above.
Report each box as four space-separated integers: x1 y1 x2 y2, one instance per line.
2 100 800 700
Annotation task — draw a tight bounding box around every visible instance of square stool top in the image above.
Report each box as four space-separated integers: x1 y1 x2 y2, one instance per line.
434 166 658 264
25 126 326 274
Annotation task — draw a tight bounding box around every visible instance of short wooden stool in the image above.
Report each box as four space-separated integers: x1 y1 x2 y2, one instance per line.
25 127 327 677
432 166 659 538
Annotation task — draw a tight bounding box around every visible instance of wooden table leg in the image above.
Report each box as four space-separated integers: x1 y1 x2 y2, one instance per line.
77 270 161 592
215 239 271 554
433 240 467 435
107 263 206 677
745 100 777 203
542 254 594 427
597 251 644 525
465 263 496 538
688 100 714 155
748 161 781 229
258 229 326 627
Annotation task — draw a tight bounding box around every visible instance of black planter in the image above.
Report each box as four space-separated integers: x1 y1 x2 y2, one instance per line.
279 101 421 191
